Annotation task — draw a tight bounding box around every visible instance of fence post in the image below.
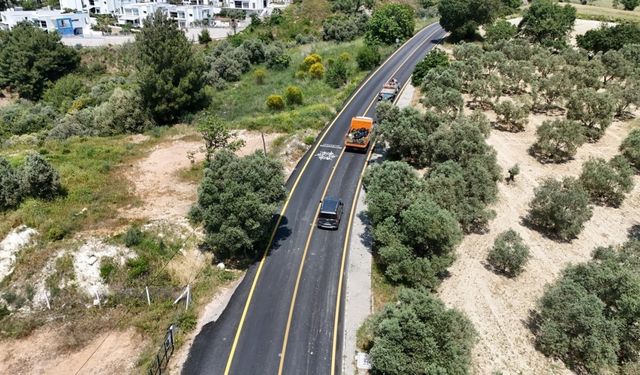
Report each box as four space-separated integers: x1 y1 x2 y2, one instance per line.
145 286 151 306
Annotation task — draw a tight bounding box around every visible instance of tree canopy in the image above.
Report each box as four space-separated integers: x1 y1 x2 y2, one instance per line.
579 156 634 207
365 3 415 44
135 10 205 124
438 0 502 40
577 23 640 53
0 22 79 100
518 0 576 49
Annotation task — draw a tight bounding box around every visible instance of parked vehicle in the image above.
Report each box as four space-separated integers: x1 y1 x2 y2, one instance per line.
345 116 374 151
317 197 344 229
378 78 399 101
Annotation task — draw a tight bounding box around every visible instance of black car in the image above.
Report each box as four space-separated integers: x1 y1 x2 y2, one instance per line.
317 197 344 230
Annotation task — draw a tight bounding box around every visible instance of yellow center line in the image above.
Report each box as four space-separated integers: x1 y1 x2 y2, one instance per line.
223 23 440 375
277 148 345 375
330 27 445 375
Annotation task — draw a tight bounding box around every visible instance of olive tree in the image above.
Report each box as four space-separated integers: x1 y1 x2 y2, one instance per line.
620 128 640 170
579 156 634 207
366 288 476 375
566 88 616 141
493 99 530 132
532 120 586 163
526 177 593 241
412 49 449 87
487 229 531 277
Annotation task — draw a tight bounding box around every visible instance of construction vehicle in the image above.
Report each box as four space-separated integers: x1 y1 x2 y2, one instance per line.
345 116 374 151
378 78 399 101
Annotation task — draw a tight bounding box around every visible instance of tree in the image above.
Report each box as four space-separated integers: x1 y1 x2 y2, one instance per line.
526 177 593 241
425 118 496 166
366 288 476 375
93 88 153 135
609 78 640 118
538 72 571 110
518 0 576 49
566 88 616 141
0 157 21 211
42 74 88 114
284 86 303 106
325 58 349 88
438 0 502 40
532 120 586 163
196 114 244 163
322 14 366 42
241 38 266 64
356 44 381 70
484 18 517 44
0 22 80 100
198 29 212 44
497 59 534 94
577 22 640 52
487 229 530 277
600 50 634 84
620 0 640 10
620 129 640 170
493 99 529 132
412 49 449 87
579 156 634 207
193 150 286 261
20 153 63 201
363 161 422 225
421 85 463 119
365 3 415 45
534 240 640 373
135 10 204 124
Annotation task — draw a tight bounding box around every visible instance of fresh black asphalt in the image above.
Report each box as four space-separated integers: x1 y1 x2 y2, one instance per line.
182 23 447 375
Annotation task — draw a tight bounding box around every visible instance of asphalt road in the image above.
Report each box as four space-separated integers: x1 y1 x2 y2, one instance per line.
182 22 447 375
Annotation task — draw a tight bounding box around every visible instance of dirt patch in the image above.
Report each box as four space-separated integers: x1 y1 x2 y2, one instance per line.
0 327 145 375
121 130 283 222
436 102 640 372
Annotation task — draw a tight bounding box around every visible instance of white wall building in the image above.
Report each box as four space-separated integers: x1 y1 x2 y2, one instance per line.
0 9 90 35
118 2 218 27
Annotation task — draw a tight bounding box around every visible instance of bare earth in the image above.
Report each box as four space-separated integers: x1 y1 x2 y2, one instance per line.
0 328 145 375
434 101 640 373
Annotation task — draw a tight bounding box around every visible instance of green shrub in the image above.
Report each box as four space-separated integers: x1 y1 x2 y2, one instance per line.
485 19 517 44
309 62 325 79
365 3 415 45
254 68 266 85
265 42 291 70
322 14 367 42
124 225 144 247
198 29 212 44
412 49 449 87
93 88 153 135
301 53 322 71
325 59 349 88
266 94 285 111
577 22 640 52
303 135 315 145
284 86 303 106
42 74 89 113
0 157 22 212
579 156 634 207
487 229 530 277
356 44 381 71
20 153 62 200
532 119 586 163
0 102 58 137
527 177 592 241
99 258 117 282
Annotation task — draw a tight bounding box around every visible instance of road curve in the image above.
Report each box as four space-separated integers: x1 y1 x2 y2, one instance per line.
182 22 447 375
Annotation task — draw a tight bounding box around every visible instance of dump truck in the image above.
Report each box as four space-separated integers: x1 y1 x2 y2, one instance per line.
378 78 399 101
345 116 374 151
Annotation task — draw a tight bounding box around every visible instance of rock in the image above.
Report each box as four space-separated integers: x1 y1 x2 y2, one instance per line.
216 262 225 270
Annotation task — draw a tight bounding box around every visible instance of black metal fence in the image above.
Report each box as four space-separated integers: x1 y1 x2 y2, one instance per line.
148 325 175 375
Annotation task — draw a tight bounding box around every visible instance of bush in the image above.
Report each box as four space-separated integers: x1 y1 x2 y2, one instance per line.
198 29 212 44
265 42 291 70
579 156 634 207
0 101 58 137
93 88 153 135
241 38 265 64
485 19 517 44
325 59 349 88
266 94 285 111
254 68 266 85
284 86 303 106
19 153 63 201
534 240 640 373
365 3 415 44
308 62 325 79
620 128 640 170
301 53 322 71
532 119 586 163
412 49 449 87
126 256 150 279
367 288 476 375
194 150 286 261
42 74 88 113
322 14 367 42
99 258 117 282
124 225 144 247
527 177 593 241
0 157 22 211
487 229 530 277
356 44 381 71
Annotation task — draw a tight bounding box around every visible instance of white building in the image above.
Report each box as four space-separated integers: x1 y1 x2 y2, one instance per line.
118 2 218 27
0 9 90 35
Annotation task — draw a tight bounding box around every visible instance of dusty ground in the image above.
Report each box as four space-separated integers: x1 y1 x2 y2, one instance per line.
122 130 283 221
430 100 640 373
0 328 145 375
